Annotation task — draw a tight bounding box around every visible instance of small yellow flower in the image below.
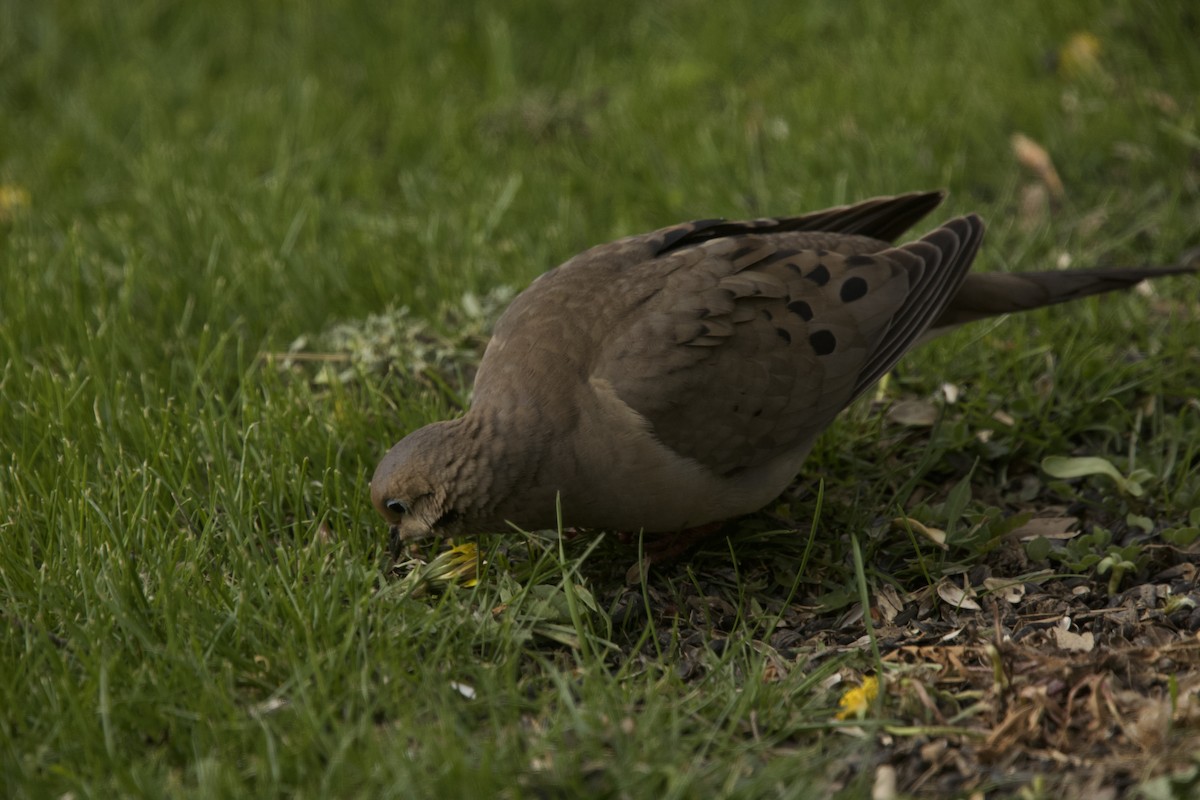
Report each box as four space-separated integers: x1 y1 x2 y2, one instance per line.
400 542 483 596
428 543 482 587
835 675 879 720
1058 32 1103 79
0 185 31 221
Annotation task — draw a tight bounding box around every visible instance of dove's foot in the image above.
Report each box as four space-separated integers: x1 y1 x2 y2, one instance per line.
622 523 728 583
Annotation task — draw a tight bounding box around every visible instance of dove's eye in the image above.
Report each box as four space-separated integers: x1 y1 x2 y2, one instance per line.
385 499 409 517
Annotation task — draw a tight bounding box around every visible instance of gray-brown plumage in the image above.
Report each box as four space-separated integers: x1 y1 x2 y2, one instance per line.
370 191 1195 541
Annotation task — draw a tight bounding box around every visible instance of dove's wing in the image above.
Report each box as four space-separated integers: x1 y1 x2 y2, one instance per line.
591 216 985 475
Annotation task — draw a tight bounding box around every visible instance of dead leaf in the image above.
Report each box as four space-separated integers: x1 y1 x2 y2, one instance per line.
887 399 939 427
877 584 905 624
1013 516 1080 541
984 577 1027 604
1018 183 1050 230
893 517 949 550
1012 132 1065 199
872 764 898 800
940 626 967 642
1077 208 1109 238
1143 89 1179 116
937 580 981 611
1053 627 1095 652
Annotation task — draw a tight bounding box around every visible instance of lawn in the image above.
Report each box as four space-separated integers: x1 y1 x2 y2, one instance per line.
2 1 1199 797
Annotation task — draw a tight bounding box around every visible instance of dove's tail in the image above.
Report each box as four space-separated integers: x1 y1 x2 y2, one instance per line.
927 262 1198 334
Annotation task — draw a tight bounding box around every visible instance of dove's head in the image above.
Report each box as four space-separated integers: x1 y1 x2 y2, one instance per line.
370 421 470 541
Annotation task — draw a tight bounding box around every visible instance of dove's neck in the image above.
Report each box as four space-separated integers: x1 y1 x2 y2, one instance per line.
446 399 561 533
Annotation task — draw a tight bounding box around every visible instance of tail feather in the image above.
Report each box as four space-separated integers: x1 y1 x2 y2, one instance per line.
930 263 1198 332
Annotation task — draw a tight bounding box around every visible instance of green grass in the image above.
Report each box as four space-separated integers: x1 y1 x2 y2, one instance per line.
2 1 1199 797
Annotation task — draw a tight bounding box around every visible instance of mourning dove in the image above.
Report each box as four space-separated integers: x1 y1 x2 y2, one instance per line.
371 191 1194 541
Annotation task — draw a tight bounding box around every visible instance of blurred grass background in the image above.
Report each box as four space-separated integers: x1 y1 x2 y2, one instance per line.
1 1 1198 797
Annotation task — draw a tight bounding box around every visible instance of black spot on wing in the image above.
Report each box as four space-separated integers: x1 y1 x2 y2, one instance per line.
805 265 831 286
840 276 868 303
787 299 814 321
776 328 792 344
809 329 836 356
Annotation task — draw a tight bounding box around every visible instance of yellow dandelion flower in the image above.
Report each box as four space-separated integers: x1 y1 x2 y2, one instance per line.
400 542 484 596
1059 32 1103 79
0 185 31 221
835 675 879 720
430 543 482 587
